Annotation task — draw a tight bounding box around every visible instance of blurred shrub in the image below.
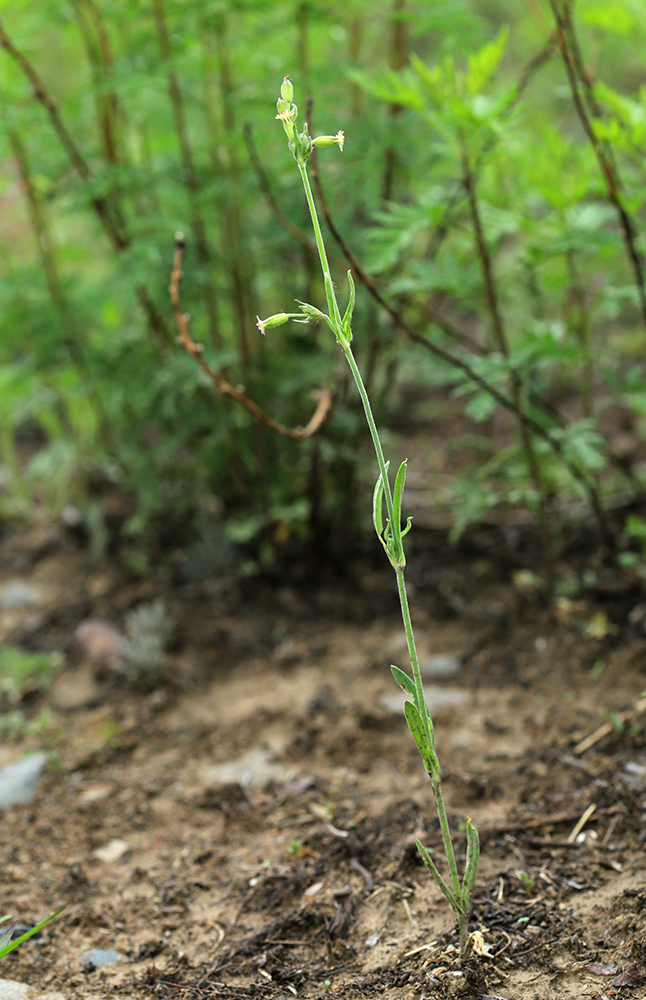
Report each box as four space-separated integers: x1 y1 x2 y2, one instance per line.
1 0 646 576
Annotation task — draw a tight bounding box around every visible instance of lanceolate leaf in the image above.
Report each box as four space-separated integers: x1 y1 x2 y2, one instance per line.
461 818 480 902
404 699 439 776
416 839 458 909
372 464 388 540
0 921 16 954
0 905 66 961
391 664 416 697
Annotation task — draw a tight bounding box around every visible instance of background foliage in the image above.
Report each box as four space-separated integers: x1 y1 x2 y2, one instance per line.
2 0 646 579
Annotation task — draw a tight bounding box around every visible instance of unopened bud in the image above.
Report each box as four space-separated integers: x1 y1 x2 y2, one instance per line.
280 76 294 104
256 312 304 335
295 300 327 323
312 130 344 152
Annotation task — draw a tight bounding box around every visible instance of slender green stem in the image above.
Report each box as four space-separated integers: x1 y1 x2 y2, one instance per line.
278 87 475 950
298 162 395 525
301 152 466 936
342 343 396 527
396 567 461 901
298 163 344 339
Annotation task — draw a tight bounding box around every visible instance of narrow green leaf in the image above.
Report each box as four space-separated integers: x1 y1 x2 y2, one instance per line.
416 840 459 910
461 818 480 902
392 459 408 529
0 921 15 953
342 270 355 338
372 463 389 539
0 905 66 960
391 664 416 697
404 699 439 775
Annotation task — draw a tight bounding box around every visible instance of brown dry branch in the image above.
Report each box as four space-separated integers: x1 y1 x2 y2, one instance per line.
170 234 332 440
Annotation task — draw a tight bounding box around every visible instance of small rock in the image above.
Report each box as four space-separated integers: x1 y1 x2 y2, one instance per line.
93 839 129 863
79 948 124 971
420 654 461 679
622 761 646 791
205 747 285 789
0 984 64 1000
77 784 113 807
0 753 49 808
0 583 43 610
0 982 29 1000
381 685 469 715
50 666 101 710
60 505 83 528
75 620 124 667
624 760 646 776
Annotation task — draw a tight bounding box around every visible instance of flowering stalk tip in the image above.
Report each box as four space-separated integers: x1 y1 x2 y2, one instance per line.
275 78 344 165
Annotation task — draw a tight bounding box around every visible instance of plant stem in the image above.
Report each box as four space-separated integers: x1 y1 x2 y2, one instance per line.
395 565 462 907
298 151 468 946
297 162 344 331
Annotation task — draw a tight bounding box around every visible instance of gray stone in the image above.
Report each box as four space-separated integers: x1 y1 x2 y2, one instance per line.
0 982 29 1000
420 654 461 679
0 753 49 808
205 748 285 789
0 984 66 1000
0 583 43 610
79 948 124 970
381 685 469 715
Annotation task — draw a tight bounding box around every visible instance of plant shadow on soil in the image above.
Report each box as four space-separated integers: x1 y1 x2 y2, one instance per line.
1 518 646 1000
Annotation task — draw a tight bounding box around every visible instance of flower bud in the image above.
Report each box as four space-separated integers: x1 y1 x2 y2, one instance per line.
280 76 294 104
256 313 292 335
312 130 344 151
295 300 327 323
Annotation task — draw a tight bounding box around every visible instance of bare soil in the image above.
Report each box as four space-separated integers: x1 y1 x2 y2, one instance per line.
1 518 646 1000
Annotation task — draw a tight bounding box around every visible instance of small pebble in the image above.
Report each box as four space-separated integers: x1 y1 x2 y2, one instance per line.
205 747 285 789
74 620 124 667
0 982 29 1000
0 753 49 808
93 839 129 863
0 583 43 610
79 948 124 971
0 985 63 1000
